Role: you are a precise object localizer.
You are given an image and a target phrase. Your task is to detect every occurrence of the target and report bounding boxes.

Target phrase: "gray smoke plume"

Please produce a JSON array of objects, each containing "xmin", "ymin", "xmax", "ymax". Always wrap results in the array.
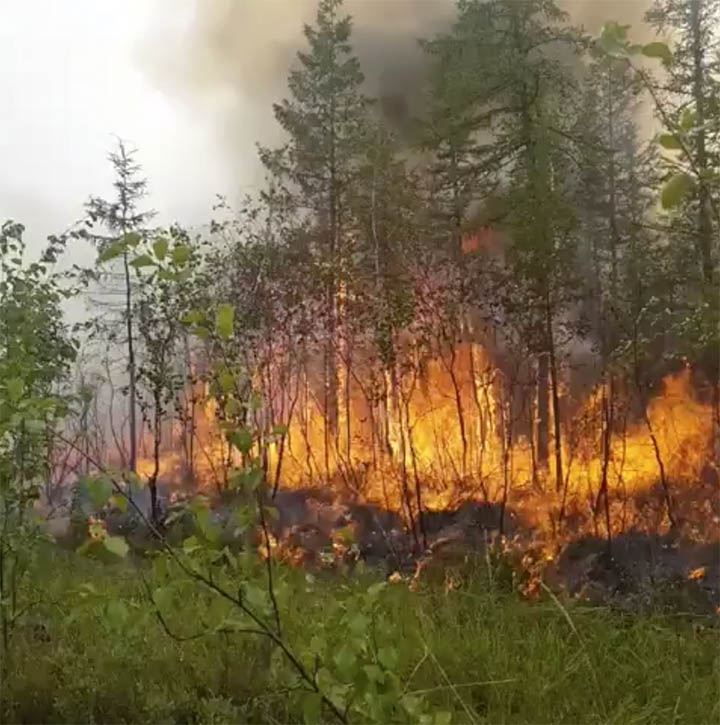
[{"xmin": 140, "ymin": 0, "xmax": 653, "ymax": 193}]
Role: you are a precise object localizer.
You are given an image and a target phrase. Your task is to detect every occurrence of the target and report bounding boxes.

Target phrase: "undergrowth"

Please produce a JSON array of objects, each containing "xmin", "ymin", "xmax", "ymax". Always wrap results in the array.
[{"xmin": 2, "ymin": 545, "xmax": 718, "ymax": 725}]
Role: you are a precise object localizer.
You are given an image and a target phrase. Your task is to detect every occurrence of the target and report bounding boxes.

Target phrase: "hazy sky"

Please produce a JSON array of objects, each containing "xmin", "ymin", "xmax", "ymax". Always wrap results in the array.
[
  {"xmin": 0, "ymin": 0, "xmax": 233, "ymax": 260},
  {"xmin": 1, "ymin": 0, "xmax": 652, "ymax": 263}
]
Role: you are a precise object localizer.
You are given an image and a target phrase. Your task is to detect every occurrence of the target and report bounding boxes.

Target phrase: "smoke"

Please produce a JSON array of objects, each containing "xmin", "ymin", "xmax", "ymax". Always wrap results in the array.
[
  {"xmin": 139, "ymin": 0, "xmax": 653, "ymax": 193},
  {"xmin": 140, "ymin": 0, "xmax": 454, "ymax": 192}
]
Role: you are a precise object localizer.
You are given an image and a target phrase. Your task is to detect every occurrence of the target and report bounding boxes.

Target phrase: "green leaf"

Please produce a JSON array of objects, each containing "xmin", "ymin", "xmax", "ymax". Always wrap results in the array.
[
  {"xmin": 242, "ymin": 582, "xmax": 267, "ymax": 612},
  {"xmin": 364, "ymin": 664, "xmax": 385, "ymax": 684},
  {"xmin": 105, "ymin": 599, "xmax": 129, "ymax": 628},
  {"xmin": 216, "ymin": 303, "xmax": 234, "ymax": 340},
  {"xmin": 402, "ymin": 695, "xmax": 425, "ymax": 718},
  {"xmin": 680, "ymin": 108, "xmax": 697, "ymax": 131},
  {"xmin": 153, "ymin": 237, "xmax": 169, "ymax": 260},
  {"xmin": 219, "ymin": 370, "xmax": 235, "ymax": 394},
  {"xmin": 129, "ymin": 254, "xmax": 155, "ymax": 269},
  {"xmin": 23, "ymin": 418, "xmax": 44, "ymax": 434},
  {"xmin": 227, "ymin": 428, "xmax": 253, "ymax": 455},
  {"xmin": 366, "ymin": 581, "xmax": 386, "ymax": 601},
  {"xmin": 187, "ymin": 495, "xmax": 210, "ymax": 514},
  {"xmin": 85, "ymin": 475, "xmax": 113, "ymax": 508},
  {"xmin": 97, "ymin": 240, "xmax": 127, "ymax": 264},
  {"xmin": 153, "ymin": 586, "xmax": 173, "ymax": 611},
  {"xmin": 171, "ymin": 244, "xmax": 190, "ymax": 266},
  {"xmin": 228, "ymin": 468, "xmax": 262, "ymax": 491},
  {"xmin": 182, "ymin": 535, "xmax": 202, "ymax": 554},
  {"xmin": 123, "ymin": 232, "xmax": 141, "ymax": 247},
  {"xmin": 6, "ymin": 377, "xmax": 24, "ymax": 402},
  {"xmin": 272, "ymin": 424, "xmax": 288, "ymax": 436},
  {"xmin": 103, "ymin": 535, "xmax": 129, "ymax": 558},
  {"xmin": 658, "ymin": 133, "xmax": 682, "ymax": 150},
  {"xmin": 180, "ymin": 309, "xmax": 203, "ymax": 326},
  {"xmin": 334, "ymin": 644, "xmax": 357, "ymax": 679},
  {"xmin": 193, "ymin": 508, "xmax": 219, "ymax": 543},
  {"xmin": 232, "ymin": 505, "xmax": 255, "ymax": 531},
  {"xmin": 244, "ymin": 468, "xmax": 263, "ymax": 492},
  {"xmin": 220, "ymin": 616, "xmax": 250, "ymax": 633},
  {"xmin": 109, "ymin": 494, "xmax": 127, "ymax": 512},
  {"xmin": 378, "ymin": 646, "xmax": 398, "ymax": 670},
  {"xmin": 301, "ymin": 692, "xmax": 322, "ymax": 724},
  {"xmin": 78, "ymin": 582, "xmax": 99, "ymax": 598},
  {"xmin": 348, "ymin": 613, "xmax": 370, "ymax": 636},
  {"xmin": 661, "ymin": 172, "xmax": 694, "ymax": 209},
  {"xmin": 225, "ymin": 398, "xmax": 242, "ymax": 418},
  {"xmin": 597, "ymin": 22, "xmax": 630, "ymax": 56},
  {"xmin": 642, "ymin": 41, "xmax": 672, "ymax": 64}
]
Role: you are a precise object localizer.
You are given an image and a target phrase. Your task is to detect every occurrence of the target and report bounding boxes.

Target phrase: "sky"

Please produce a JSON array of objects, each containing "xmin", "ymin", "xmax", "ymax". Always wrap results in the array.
[
  {"xmin": 0, "ymin": 0, "xmax": 653, "ymax": 264},
  {"xmin": 0, "ymin": 0, "xmax": 232, "ymax": 261}
]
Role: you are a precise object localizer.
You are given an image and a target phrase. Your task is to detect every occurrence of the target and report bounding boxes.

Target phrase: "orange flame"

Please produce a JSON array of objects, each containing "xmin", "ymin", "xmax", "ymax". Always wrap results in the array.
[{"xmin": 138, "ymin": 343, "xmax": 714, "ymax": 533}]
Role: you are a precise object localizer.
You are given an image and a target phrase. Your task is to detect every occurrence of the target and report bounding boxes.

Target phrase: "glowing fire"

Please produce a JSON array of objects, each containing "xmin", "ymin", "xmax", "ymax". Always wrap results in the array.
[{"xmin": 137, "ymin": 339, "xmax": 714, "ymax": 531}]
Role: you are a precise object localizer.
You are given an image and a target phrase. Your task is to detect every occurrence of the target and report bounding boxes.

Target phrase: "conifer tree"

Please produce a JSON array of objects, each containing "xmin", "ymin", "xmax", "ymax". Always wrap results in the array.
[
  {"xmin": 83, "ymin": 140, "xmax": 155, "ymax": 475},
  {"xmin": 427, "ymin": 0, "xmax": 584, "ymax": 489},
  {"xmin": 259, "ymin": 0, "xmax": 369, "ymax": 471}
]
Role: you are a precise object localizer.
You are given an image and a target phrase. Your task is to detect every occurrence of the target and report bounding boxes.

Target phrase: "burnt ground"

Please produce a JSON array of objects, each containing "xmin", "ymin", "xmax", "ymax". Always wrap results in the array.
[{"xmin": 57, "ymin": 478, "xmax": 720, "ymax": 615}]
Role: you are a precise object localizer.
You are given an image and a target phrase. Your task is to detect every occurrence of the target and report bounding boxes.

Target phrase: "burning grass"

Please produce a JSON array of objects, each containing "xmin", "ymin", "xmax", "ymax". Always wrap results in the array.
[{"xmin": 3, "ymin": 544, "xmax": 718, "ymax": 724}]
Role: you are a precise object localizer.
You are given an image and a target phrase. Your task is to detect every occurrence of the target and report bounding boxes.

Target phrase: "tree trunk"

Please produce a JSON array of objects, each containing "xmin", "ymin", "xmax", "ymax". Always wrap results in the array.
[
  {"xmin": 546, "ymin": 301, "xmax": 564, "ymax": 493},
  {"xmin": 690, "ymin": 0, "xmax": 714, "ymax": 287},
  {"xmin": 123, "ymin": 250, "xmax": 137, "ymax": 479},
  {"xmin": 537, "ymin": 352, "xmax": 550, "ymax": 470}
]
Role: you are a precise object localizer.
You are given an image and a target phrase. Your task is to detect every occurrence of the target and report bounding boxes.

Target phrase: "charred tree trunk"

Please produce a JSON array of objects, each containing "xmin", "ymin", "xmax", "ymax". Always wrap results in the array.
[
  {"xmin": 546, "ymin": 301, "xmax": 564, "ymax": 493},
  {"xmin": 148, "ymin": 388, "xmax": 163, "ymax": 524},
  {"xmin": 537, "ymin": 351, "xmax": 550, "ymax": 471},
  {"xmin": 446, "ymin": 341, "xmax": 469, "ymax": 481}
]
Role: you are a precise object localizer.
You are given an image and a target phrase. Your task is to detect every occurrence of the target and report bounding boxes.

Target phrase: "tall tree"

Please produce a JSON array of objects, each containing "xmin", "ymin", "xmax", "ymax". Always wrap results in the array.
[
  {"xmin": 429, "ymin": 0, "xmax": 583, "ymax": 489},
  {"xmin": 259, "ymin": 0, "xmax": 369, "ymax": 472},
  {"xmin": 573, "ymin": 44, "xmax": 668, "ymax": 537}
]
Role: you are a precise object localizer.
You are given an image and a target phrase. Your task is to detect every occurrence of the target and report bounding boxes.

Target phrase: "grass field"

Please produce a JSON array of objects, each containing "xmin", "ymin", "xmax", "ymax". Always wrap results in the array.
[{"xmin": 2, "ymin": 545, "xmax": 718, "ymax": 724}]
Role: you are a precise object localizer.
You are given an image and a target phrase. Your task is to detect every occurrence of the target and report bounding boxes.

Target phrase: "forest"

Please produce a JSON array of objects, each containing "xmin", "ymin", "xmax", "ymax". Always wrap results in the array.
[{"xmin": 1, "ymin": 0, "xmax": 718, "ymax": 722}]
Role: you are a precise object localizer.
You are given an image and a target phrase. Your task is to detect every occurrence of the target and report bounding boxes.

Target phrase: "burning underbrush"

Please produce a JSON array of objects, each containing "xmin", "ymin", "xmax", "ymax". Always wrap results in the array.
[{"xmin": 65, "ymin": 466, "xmax": 718, "ymax": 617}]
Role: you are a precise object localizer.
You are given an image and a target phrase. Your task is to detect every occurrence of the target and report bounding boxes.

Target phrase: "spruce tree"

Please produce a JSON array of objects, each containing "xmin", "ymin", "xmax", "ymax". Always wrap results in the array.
[
  {"xmin": 83, "ymin": 140, "xmax": 155, "ymax": 476},
  {"xmin": 429, "ymin": 0, "xmax": 584, "ymax": 489},
  {"xmin": 259, "ymin": 0, "xmax": 369, "ymax": 472}
]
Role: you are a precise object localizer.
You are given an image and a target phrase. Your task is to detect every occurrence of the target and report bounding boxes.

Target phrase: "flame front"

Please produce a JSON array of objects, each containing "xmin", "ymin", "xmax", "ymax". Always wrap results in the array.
[{"xmin": 138, "ymin": 338, "xmax": 714, "ymax": 537}]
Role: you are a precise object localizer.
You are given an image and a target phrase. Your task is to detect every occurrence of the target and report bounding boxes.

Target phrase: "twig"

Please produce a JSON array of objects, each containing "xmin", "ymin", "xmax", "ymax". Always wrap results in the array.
[
  {"xmin": 402, "ymin": 647, "xmax": 430, "ymax": 695},
  {"xmin": 421, "ymin": 636, "xmax": 479, "ymax": 725},
  {"xmin": 256, "ymin": 488, "xmax": 282, "ymax": 636},
  {"xmin": 406, "ymin": 678, "xmax": 518, "ymax": 696},
  {"xmin": 140, "ymin": 574, "xmax": 265, "ymax": 642}
]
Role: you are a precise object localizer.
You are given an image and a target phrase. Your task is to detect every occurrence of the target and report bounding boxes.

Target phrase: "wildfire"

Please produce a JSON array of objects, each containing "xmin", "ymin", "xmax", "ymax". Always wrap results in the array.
[{"xmin": 137, "ymin": 342, "xmax": 714, "ymax": 535}]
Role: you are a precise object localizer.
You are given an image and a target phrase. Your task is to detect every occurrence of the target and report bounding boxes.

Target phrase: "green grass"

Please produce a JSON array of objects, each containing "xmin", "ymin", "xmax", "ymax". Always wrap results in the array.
[{"xmin": 2, "ymin": 545, "xmax": 718, "ymax": 724}]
